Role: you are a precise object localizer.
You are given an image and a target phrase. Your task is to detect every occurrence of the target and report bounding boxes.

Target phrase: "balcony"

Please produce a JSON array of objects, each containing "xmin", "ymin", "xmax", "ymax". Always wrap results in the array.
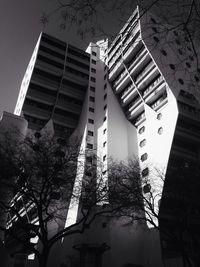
[
  {"xmin": 23, "ymin": 104, "xmax": 52, "ymax": 119},
  {"xmin": 135, "ymin": 61, "xmax": 155, "ymax": 85},
  {"xmin": 56, "ymin": 99, "xmax": 82, "ymax": 115},
  {"xmin": 127, "ymin": 97, "xmax": 142, "ymax": 111},
  {"xmin": 151, "ymin": 92, "xmax": 168, "ymax": 111},
  {"xmin": 31, "ymin": 73, "xmax": 60, "ymax": 91},
  {"xmin": 36, "ymin": 61, "xmax": 63, "ymax": 76},
  {"xmin": 134, "ymin": 112, "xmax": 146, "ymax": 127},
  {"xmin": 127, "ymin": 47, "xmax": 147, "ymax": 71},
  {"xmin": 113, "ymin": 69, "xmax": 127, "ymax": 88},
  {"xmin": 53, "ymin": 113, "xmax": 78, "ymax": 128},
  {"xmin": 121, "ymin": 86, "xmax": 138, "ymax": 105},
  {"xmin": 178, "ymin": 101, "xmax": 200, "ymax": 121},
  {"xmin": 143, "ymin": 76, "xmax": 163, "ymax": 97},
  {"xmin": 26, "ymin": 89, "xmax": 56, "ymax": 105},
  {"xmin": 59, "ymin": 86, "xmax": 85, "ymax": 100}
]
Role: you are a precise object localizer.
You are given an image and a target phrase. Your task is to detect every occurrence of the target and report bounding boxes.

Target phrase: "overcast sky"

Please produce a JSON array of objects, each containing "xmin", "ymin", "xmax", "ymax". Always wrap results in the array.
[{"xmin": 0, "ymin": 0, "xmax": 141, "ymax": 117}]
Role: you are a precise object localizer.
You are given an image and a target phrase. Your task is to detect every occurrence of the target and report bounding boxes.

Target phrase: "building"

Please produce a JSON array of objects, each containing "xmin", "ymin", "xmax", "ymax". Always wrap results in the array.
[{"xmin": 11, "ymin": 5, "xmax": 200, "ymax": 267}]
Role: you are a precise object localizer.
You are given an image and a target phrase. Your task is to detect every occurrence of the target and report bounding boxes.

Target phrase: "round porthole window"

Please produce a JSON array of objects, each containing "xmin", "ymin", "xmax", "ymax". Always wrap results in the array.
[
  {"xmin": 157, "ymin": 113, "xmax": 162, "ymax": 120},
  {"xmin": 158, "ymin": 127, "xmax": 163, "ymax": 135}
]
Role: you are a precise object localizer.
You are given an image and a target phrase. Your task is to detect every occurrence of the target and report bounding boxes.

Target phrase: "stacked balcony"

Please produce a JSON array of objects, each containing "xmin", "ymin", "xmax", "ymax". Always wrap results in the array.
[{"xmin": 23, "ymin": 33, "xmax": 90, "ymax": 136}]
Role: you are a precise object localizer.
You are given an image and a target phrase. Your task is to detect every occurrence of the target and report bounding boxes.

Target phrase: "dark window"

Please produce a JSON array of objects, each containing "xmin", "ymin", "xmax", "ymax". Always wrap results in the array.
[
  {"xmin": 178, "ymin": 49, "xmax": 183, "ymax": 55},
  {"xmin": 103, "ymin": 141, "xmax": 106, "ymax": 147},
  {"xmin": 157, "ymin": 113, "xmax": 162, "ymax": 120},
  {"xmin": 143, "ymin": 183, "xmax": 151, "ymax": 193},
  {"xmin": 91, "ymin": 68, "xmax": 96, "ymax": 73},
  {"xmin": 104, "ymin": 105, "xmax": 107, "ymax": 110},
  {"xmin": 178, "ymin": 78, "xmax": 184, "ymax": 85},
  {"xmin": 103, "ymin": 116, "xmax": 107, "ymax": 122},
  {"xmin": 89, "ymin": 96, "xmax": 95, "ymax": 102},
  {"xmin": 187, "ymin": 46, "xmax": 192, "ymax": 51},
  {"xmin": 102, "ymin": 170, "xmax": 107, "ymax": 175},
  {"xmin": 173, "ymin": 30, "xmax": 178, "ymax": 36},
  {"xmin": 104, "ymin": 94, "xmax": 107, "ymax": 100},
  {"xmin": 92, "ymin": 59, "xmax": 96, "ymax": 65},
  {"xmin": 88, "ymin": 130, "xmax": 94, "ymax": 136},
  {"xmin": 103, "ymin": 129, "xmax": 106, "ymax": 134},
  {"xmin": 139, "ymin": 139, "xmax": 146, "ymax": 147},
  {"xmin": 103, "ymin": 155, "xmax": 106, "ymax": 161},
  {"xmin": 89, "ymin": 107, "xmax": 94, "ymax": 113},
  {"xmin": 90, "ymin": 86, "xmax": 95, "ymax": 92},
  {"xmin": 186, "ymin": 62, "xmax": 191, "ymax": 68},
  {"xmin": 153, "ymin": 36, "xmax": 159, "ymax": 43},
  {"xmin": 90, "ymin": 77, "xmax": 96, "ymax": 82},
  {"xmin": 88, "ymin": 119, "xmax": 94, "ymax": 124},
  {"xmin": 142, "ymin": 167, "xmax": 149, "ymax": 177},
  {"xmin": 87, "ymin": 143, "xmax": 93, "ymax": 149},
  {"xmin": 151, "ymin": 17, "xmax": 157, "ymax": 24},
  {"xmin": 158, "ymin": 127, "xmax": 163, "ymax": 135},
  {"xmin": 194, "ymin": 75, "xmax": 199, "ymax": 82},
  {"xmin": 104, "ymin": 74, "xmax": 107, "ymax": 80},
  {"xmin": 139, "ymin": 126, "xmax": 145, "ymax": 134},
  {"xmin": 141, "ymin": 153, "xmax": 148, "ymax": 162},
  {"xmin": 104, "ymin": 83, "xmax": 107, "ymax": 89},
  {"xmin": 169, "ymin": 64, "xmax": 175, "ymax": 70},
  {"xmin": 175, "ymin": 39, "xmax": 181, "ymax": 45},
  {"xmin": 189, "ymin": 55, "xmax": 194, "ymax": 61},
  {"xmin": 92, "ymin": 51, "xmax": 97, "ymax": 56},
  {"xmin": 152, "ymin": 27, "xmax": 158, "ymax": 33},
  {"xmin": 86, "ymin": 156, "xmax": 93, "ymax": 163},
  {"xmin": 161, "ymin": 49, "xmax": 167, "ymax": 56}
]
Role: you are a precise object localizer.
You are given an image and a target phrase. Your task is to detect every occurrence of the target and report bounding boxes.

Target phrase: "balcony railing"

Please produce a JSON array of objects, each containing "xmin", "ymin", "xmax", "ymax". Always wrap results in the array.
[
  {"xmin": 134, "ymin": 112, "xmax": 145, "ymax": 124},
  {"xmin": 121, "ymin": 84, "xmax": 135, "ymax": 99},
  {"xmin": 151, "ymin": 92, "xmax": 167, "ymax": 109},
  {"xmin": 128, "ymin": 97, "xmax": 141, "ymax": 110},
  {"xmin": 179, "ymin": 101, "xmax": 200, "ymax": 120},
  {"xmin": 113, "ymin": 69, "xmax": 127, "ymax": 88},
  {"xmin": 135, "ymin": 61, "xmax": 154, "ymax": 84},
  {"xmin": 143, "ymin": 76, "xmax": 163, "ymax": 97}
]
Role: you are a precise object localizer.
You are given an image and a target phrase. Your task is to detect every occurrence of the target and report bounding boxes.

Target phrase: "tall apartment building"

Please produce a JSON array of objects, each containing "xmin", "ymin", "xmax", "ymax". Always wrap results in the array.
[{"xmin": 12, "ymin": 5, "xmax": 200, "ymax": 267}]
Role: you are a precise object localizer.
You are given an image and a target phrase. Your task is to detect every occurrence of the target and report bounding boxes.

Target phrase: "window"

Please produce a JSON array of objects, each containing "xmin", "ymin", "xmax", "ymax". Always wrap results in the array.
[
  {"xmin": 169, "ymin": 64, "xmax": 175, "ymax": 70},
  {"xmin": 152, "ymin": 27, "xmax": 158, "ymax": 33},
  {"xmin": 92, "ymin": 51, "xmax": 97, "ymax": 56},
  {"xmin": 86, "ymin": 156, "xmax": 93, "ymax": 163},
  {"xmin": 90, "ymin": 86, "xmax": 95, "ymax": 92},
  {"xmin": 178, "ymin": 78, "xmax": 184, "ymax": 85},
  {"xmin": 104, "ymin": 74, "xmax": 107, "ymax": 80},
  {"xmin": 104, "ymin": 65, "xmax": 107, "ymax": 71},
  {"xmin": 157, "ymin": 113, "xmax": 162, "ymax": 120},
  {"xmin": 178, "ymin": 49, "xmax": 183, "ymax": 55},
  {"xmin": 91, "ymin": 68, "xmax": 96, "ymax": 73},
  {"xmin": 102, "ymin": 170, "xmax": 107, "ymax": 175},
  {"xmin": 151, "ymin": 17, "xmax": 157, "ymax": 24},
  {"xmin": 175, "ymin": 39, "xmax": 181, "ymax": 45},
  {"xmin": 104, "ymin": 105, "xmax": 107, "ymax": 110},
  {"xmin": 103, "ymin": 116, "xmax": 107, "ymax": 122},
  {"xmin": 139, "ymin": 139, "xmax": 146, "ymax": 147},
  {"xmin": 186, "ymin": 62, "xmax": 191, "ymax": 68},
  {"xmin": 141, "ymin": 153, "xmax": 148, "ymax": 162},
  {"xmin": 89, "ymin": 107, "xmax": 94, "ymax": 113},
  {"xmin": 103, "ymin": 141, "xmax": 106, "ymax": 147},
  {"xmin": 104, "ymin": 94, "xmax": 107, "ymax": 100},
  {"xmin": 143, "ymin": 183, "xmax": 151, "ymax": 193},
  {"xmin": 104, "ymin": 83, "xmax": 107, "ymax": 89},
  {"xmin": 89, "ymin": 96, "xmax": 95, "ymax": 102},
  {"xmin": 88, "ymin": 130, "xmax": 94, "ymax": 136},
  {"xmin": 161, "ymin": 49, "xmax": 167, "ymax": 56},
  {"xmin": 85, "ymin": 171, "xmax": 92, "ymax": 176},
  {"xmin": 158, "ymin": 127, "xmax": 163, "ymax": 135},
  {"xmin": 87, "ymin": 143, "xmax": 93, "ymax": 149},
  {"xmin": 92, "ymin": 59, "xmax": 96, "ymax": 64},
  {"xmin": 142, "ymin": 167, "xmax": 149, "ymax": 177},
  {"xmin": 153, "ymin": 36, "xmax": 159, "ymax": 43},
  {"xmin": 88, "ymin": 118, "xmax": 94, "ymax": 124},
  {"xmin": 90, "ymin": 77, "xmax": 96, "ymax": 82},
  {"xmin": 103, "ymin": 128, "xmax": 107, "ymax": 134},
  {"xmin": 139, "ymin": 126, "xmax": 145, "ymax": 134},
  {"xmin": 194, "ymin": 75, "xmax": 199, "ymax": 82},
  {"xmin": 103, "ymin": 155, "xmax": 106, "ymax": 161}
]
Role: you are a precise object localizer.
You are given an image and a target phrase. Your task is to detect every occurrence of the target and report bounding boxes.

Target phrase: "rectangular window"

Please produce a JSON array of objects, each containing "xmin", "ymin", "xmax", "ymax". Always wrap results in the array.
[
  {"xmin": 103, "ymin": 141, "xmax": 106, "ymax": 147},
  {"xmin": 103, "ymin": 155, "xmax": 106, "ymax": 161},
  {"xmin": 91, "ymin": 68, "xmax": 96, "ymax": 73},
  {"xmin": 92, "ymin": 51, "xmax": 97, "ymax": 56},
  {"xmin": 103, "ymin": 129, "xmax": 106, "ymax": 134},
  {"xmin": 88, "ymin": 130, "xmax": 94, "ymax": 136},
  {"xmin": 90, "ymin": 77, "xmax": 96, "ymax": 82},
  {"xmin": 92, "ymin": 59, "xmax": 96, "ymax": 65},
  {"xmin": 104, "ymin": 83, "xmax": 107, "ymax": 89},
  {"xmin": 89, "ymin": 96, "xmax": 95, "ymax": 102},
  {"xmin": 89, "ymin": 107, "xmax": 95, "ymax": 113},
  {"xmin": 88, "ymin": 118, "xmax": 94, "ymax": 124},
  {"xmin": 104, "ymin": 94, "xmax": 107, "ymax": 100},
  {"xmin": 86, "ymin": 156, "xmax": 93, "ymax": 163},
  {"xmin": 103, "ymin": 116, "xmax": 107, "ymax": 122},
  {"xmin": 104, "ymin": 105, "xmax": 107, "ymax": 110},
  {"xmin": 104, "ymin": 65, "xmax": 107, "ymax": 71},
  {"xmin": 90, "ymin": 86, "xmax": 95, "ymax": 92},
  {"xmin": 87, "ymin": 143, "xmax": 93, "ymax": 149},
  {"xmin": 102, "ymin": 170, "xmax": 107, "ymax": 175},
  {"xmin": 104, "ymin": 74, "xmax": 107, "ymax": 80}
]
